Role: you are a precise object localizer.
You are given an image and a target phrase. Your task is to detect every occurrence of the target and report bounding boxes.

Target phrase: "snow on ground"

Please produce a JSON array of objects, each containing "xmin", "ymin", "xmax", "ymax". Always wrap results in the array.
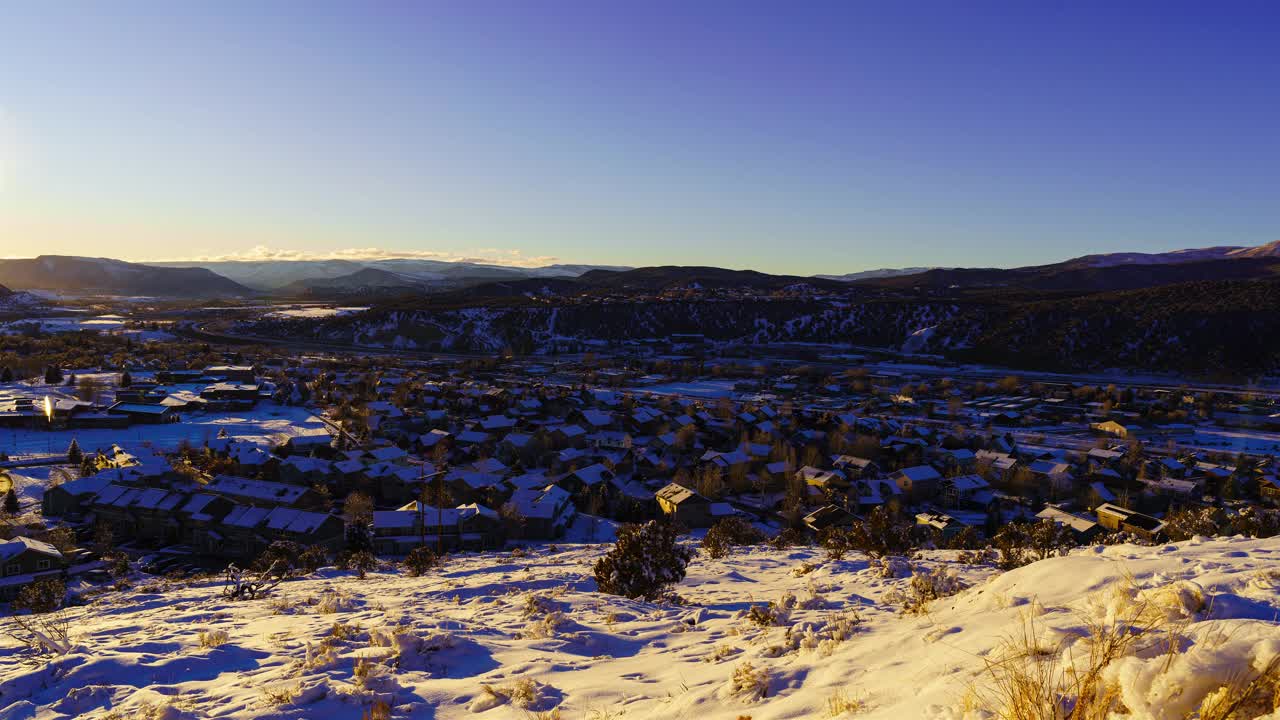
[
  {"xmin": 3, "ymin": 536, "xmax": 1279, "ymax": 720},
  {"xmin": 0, "ymin": 465, "xmax": 71, "ymax": 509},
  {"xmin": 0, "ymin": 402, "xmax": 330, "ymax": 458},
  {"xmin": 1191, "ymin": 428, "xmax": 1280, "ymax": 454},
  {"xmin": 266, "ymin": 306, "xmax": 369, "ymax": 320},
  {"xmin": 630, "ymin": 379, "xmax": 739, "ymax": 399}
]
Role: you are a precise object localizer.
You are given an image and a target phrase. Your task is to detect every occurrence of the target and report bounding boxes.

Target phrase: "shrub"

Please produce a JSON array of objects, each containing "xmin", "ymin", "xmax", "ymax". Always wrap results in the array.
[
  {"xmin": 819, "ymin": 526, "xmax": 855, "ymax": 561},
  {"xmin": 41, "ymin": 526, "xmax": 78, "ymax": 555},
  {"xmin": 345, "ymin": 548, "xmax": 373, "ymax": 576},
  {"xmin": 13, "ymin": 577, "xmax": 65, "ymax": 614},
  {"xmin": 702, "ymin": 517, "xmax": 765, "ymax": 559},
  {"xmin": 848, "ymin": 506, "xmax": 916, "ymax": 557},
  {"xmin": 994, "ymin": 520, "xmax": 1076, "ymax": 569},
  {"xmin": 886, "ymin": 567, "xmax": 968, "ymax": 615},
  {"xmin": 1162, "ymin": 507, "xmax": 1223, "ymax": 541},
  {"xmin": 769, "ymin": 526, "xmax": 809, "ymax": 549},
  {"xmin": 298, "ymin": 544, "xmax": 328, "ymax": 573},
  {"xmin": 254, "ymin": 540, "xmax": 303, "ymax": 578},
  {"xmin": 403, "ymin": 546, "xmax": 438, "ymax": 577},
  {"xmin": 6, "ymin": 579, "xmax": 73, "ymax": 657},
  {"xmin": 102, "ymin": 551, "xmax": 131, "ymax": 578},
  {"xmin": 593, "ymin": 521, "xmax": 694, "ymax": 600}
]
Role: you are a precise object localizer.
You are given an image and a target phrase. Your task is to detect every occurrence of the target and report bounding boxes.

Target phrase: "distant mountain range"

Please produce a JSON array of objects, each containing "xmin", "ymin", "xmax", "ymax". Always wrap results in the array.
[
  {"xmin": 0, "ymin": 256, "xmax": 250, "ymax": 298},
  {"xmin": 0, "ymin": 241, "xmax": 1278, "ymax": 299},
  {"xmin": 845, "ymin": 241, "xmax": 1280, "ymax": 293},
  {"xmin": 148, "ymin": 258, "xmax": 634, "ymax": 293},
  {"xmin": 815, "ymin": 267, "xmax": 939, "ymax": 282}
]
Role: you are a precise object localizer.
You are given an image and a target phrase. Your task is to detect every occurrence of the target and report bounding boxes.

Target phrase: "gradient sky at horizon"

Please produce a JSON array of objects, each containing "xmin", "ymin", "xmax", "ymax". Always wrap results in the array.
[{"xmin": 1, "ymin": 1, "xmax": 1278, "ymax": 274}]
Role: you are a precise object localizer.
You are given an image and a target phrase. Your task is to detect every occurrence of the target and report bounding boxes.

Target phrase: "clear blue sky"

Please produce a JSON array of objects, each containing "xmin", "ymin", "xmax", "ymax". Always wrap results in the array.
[{"xmin": 1, "ymin": 1, "xmax": 1277, "ymax": 274}]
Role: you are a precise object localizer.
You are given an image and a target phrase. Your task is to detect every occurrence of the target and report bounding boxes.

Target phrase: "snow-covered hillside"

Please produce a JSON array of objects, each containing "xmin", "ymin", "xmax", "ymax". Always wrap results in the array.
[{"xmin": 3, "ymin": 537, "xmax": 1280, "ymax": 719}]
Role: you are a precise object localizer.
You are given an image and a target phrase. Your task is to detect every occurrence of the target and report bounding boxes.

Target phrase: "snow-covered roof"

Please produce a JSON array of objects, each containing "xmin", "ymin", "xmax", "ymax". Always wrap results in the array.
[
  {"xmin": 0, "ymin": 536, "xmax": 62, "ymax": 562},
  {"xmin": 206, "ymin": 475, "xmax": 308, "ymax": 504}
]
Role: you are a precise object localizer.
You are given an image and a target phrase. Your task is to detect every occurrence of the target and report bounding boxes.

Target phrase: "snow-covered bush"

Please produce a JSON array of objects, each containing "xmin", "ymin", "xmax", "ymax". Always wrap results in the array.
[
  {"xmin": 701, "ymin": 517, "xmax": 765, "ymax": 559},
  {"xmin": 593, "ymin": 521, "xmax": 694, "ymax": 600},
  {"xmin": 868, "ymin": 555, "xmax": 912, "ymax": 579},
  {"xmin": 724, "ymin": 661, "xmax": 771, "ymax": 701},
  {"xmin": 1162, "ymin": 507, "xmax": 1224, "ymax": 541},
  {"xmin": 745, "ymin": 591, "xmax": 797, "ymax": 627},
  {"xmin": 886, "ymin": 567, "xmax": 968, "ymax": 614}
]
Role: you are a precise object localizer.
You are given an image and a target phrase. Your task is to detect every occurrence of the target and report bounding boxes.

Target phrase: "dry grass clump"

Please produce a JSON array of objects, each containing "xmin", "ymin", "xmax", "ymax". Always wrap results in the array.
[
  {"xmin": 329, "ymin": 621, "xmax": 363, "ymax": 642},
  {"xmin": 471, "ymin": 677, "xmax": 551, "ymax": 712},
  {"xmin": 362, "ymin": 699, "xmax": 392, "ymax": 720},
  {"xmin": 315, "ymin": 589, "xmax": 350, "ymax": 614},
  {"xmin": 197, "ymin": 628, "xmax": 229, "ymax": 648},
  {"xmin": 726, "ymin": 661, "xmax": 771, "ymax": 701},
  {"xmin": 826, "ymin": 688, "xmax": 867, "ymax": 716},
  {"xmin": 522, "ymin": 592, "xmax": 555, "ymax": 618},
  {"xmin": 792, "ymin": 561, "xmax": 818, "ymax": 577},
  {"xmin": 973, "ymin": 577, "xmax": 1280, "ymax": 720},
  {"xmin": 1196, "ymin": 655, "xmax": 1280, "ymax": 720},
  {"xmin": 705, "ymin": 643, "xmax": 744, "ymax": 663},
  {"xmin": 260, "ymin": 682, "xmax": 301, "ymax": 707}
]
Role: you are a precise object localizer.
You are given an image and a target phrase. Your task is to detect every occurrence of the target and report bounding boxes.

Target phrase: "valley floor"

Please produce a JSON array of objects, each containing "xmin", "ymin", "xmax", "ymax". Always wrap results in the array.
[{"xmin": 3, "ymin": 537, "xmax": 1280, "ymax": 719}]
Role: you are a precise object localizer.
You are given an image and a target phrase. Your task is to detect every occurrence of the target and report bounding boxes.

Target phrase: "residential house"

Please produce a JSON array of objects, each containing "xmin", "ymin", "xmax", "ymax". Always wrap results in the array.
[
  {"xmin": 0, "ymin": 537, "xmax": 66, "ymax": 601},
  {"xmin": 1094, "ymin": 503, "xmax": 1165, "ymax": 541},
  {"xmin": 891, "ymin": 465, "xmax": 943, "ymax": 503},
  {"xmin": 655, "ymin": 483, "xmax": 714, "ymax": 528}
]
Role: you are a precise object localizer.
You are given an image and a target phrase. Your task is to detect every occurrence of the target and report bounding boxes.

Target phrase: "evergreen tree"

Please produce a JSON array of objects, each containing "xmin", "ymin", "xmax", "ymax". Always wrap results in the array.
[
  {"xmin": 0, "ymin": 367, "xmax": 12, "ymax": 382},
  {"xmin": 120, "ymin": 370, "xmax": 133, "ymax": 388},
  {"xmin": 44, "ymin": 365, "xmax": 63, "ymax": 385},
  {"xmin": 2, "ymin": 488, "xmax": 19, "ymax": 516},
  {"xmin": 67, "ymin": 438, "xmax": 83, "ymax": 465}
]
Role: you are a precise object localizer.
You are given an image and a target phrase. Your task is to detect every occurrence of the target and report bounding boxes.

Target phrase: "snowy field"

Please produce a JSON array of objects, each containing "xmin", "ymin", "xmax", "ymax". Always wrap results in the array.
[
  {"xmin": 0, "ymin": 464, "xmax": 69, "ymax": 510},
  {"xmin": 0, "ymin": 402, "xmax": 330, "ymax": 458},
  {"xmin": 631, "ymin": 379, "xmax": 739, "ymax": 399},
  {"xmin": 265, "ymin": 306, "xmax": 369, "ymax": 319},
  {"xmin": 0, "ymin": 316, "xmax": 176, "ymax": 341},
  {"xmin": 3, "ymin": 536, "xmax": 1279, "ymax": 719},
  {"xmin": 1190, "ymin": 428, "xmax": 1280, "ymax": 454}
]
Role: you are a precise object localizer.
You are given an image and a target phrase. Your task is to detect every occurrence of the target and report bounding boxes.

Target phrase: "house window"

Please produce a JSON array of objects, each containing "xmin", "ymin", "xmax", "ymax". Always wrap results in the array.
[
  {"xmin": 5, "ymin": 563, "xmax": 19, "ymax": 576},
  {"xmin": 36, "ymin": 559, "xmax": 51, "ymax": 570}
]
